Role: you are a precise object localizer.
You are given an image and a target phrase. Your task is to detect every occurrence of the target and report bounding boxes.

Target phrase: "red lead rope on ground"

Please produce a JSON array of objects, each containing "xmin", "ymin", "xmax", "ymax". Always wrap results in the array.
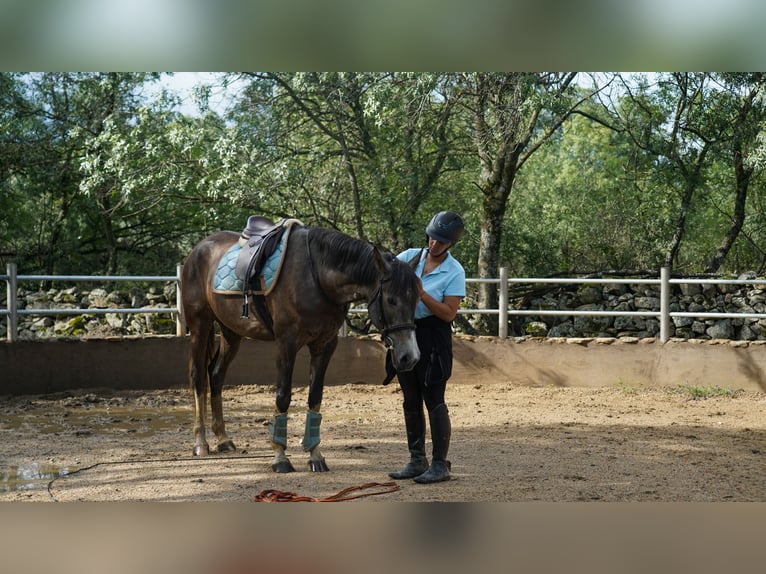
[{"xmin": 253, "ymin": 481, "xmax": 400, "ymax": 502}]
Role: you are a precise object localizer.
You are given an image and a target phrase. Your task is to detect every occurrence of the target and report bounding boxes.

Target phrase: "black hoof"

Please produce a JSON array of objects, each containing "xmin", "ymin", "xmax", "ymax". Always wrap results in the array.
[
  {"xmin": 307, "ymin": 459, "xmax": 329, "ymax": 472},
  {"xmin": 217, "ymin": 440, "xmax": 237, "ymax": 453},
  {"xmin": 193, "ymin": 444, "xmax": 210, "ymax": 457},
  {"xmin": 272, "ymin": 460, "xmax": 296, "ymax": 473}
]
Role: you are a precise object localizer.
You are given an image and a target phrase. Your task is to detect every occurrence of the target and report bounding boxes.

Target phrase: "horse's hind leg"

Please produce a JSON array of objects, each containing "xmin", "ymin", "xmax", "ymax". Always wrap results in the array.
[
  {"xmin": 189, "ymin": 318, "xmax": 216, "ymax": 456},
  {"xmin": 209, "ymin": 326, "xmax": 242, "ymax": 453},
  {"xmin": 302, "ymin": 336, "xmax": 338, "ymax": 472}
]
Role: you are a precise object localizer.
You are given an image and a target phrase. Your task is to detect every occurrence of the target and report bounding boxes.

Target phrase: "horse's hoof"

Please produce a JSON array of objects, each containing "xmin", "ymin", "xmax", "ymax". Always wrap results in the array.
[
  {"xmin": 307, "ymin": 459, "xmax": 329, "ymax": 472},
  {"xmin": 193, "ymin": 444, "xmax": 210, "ymax": 457},
  {"xmin": 271, "ymin": 460, "xmax": 296, "ymax": 473},
  {"xmin": 217, "ymin": 440, "xmax": 237, "ymax": 453}
]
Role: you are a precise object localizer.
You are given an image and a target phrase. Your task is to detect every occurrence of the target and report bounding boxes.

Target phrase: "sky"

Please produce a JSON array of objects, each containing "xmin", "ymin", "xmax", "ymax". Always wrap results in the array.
[{"xmin": 155, "ymin": 72, "xmax": 243, "ymax": 116}]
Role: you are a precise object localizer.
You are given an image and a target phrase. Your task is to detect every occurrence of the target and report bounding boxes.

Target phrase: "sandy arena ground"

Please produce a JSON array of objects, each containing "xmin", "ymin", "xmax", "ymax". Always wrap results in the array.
[{"xmin": 1, "ymin": 379, "xmax": 764, "ymax": 502}]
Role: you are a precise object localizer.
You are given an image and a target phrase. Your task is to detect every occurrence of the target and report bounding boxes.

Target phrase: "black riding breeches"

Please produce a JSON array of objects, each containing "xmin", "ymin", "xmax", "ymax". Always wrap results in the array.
[
  {"xmin": 397, "ymin": 368, "xmax": 446, "ymax": 412},
  {"xmin": 396, "ymin": 315, "xmax": 453, "ymax": 412}
]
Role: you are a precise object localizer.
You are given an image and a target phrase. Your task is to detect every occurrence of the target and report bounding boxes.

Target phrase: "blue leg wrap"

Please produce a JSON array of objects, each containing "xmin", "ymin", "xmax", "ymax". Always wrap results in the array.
[
  {"xmin": 268, "ymin": 413, "xmax": 288, "ymax": 448},
  {"xmin": 302, "ymin": 411, "xmax": 322, "ymax": 452}
]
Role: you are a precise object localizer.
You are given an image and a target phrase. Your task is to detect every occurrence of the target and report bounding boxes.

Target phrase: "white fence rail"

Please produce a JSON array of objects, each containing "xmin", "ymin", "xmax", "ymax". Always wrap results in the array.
[
  {"xmin": 1, "ymin": 263, "xmax": 185, "ymax": 342},
  {"xmin": 4, "ymin": 264, "xmax": 766, "ymax": 343}
]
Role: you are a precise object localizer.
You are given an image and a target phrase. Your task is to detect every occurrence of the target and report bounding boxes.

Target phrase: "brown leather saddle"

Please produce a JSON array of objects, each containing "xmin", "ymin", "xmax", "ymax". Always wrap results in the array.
[{"xmin": 235, "ymin": 215, "xmax": 292, "ymax": 332}]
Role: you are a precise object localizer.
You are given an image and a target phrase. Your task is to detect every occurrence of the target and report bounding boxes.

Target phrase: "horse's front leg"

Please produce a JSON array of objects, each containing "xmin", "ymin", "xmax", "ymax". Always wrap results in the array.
[
  {"xmin": 268, "ymin": 339, "xmax": 298, "ymax": 473},
  {"xmin": 302, "ymin": 336, "xmax": 338, "ymax": 472}
]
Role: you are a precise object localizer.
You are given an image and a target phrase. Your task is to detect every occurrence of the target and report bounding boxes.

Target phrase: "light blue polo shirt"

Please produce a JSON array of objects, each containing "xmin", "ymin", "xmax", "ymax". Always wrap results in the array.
[{"xmin": 397, "ymin": 248, "xmax": 466, "ymax": 320}]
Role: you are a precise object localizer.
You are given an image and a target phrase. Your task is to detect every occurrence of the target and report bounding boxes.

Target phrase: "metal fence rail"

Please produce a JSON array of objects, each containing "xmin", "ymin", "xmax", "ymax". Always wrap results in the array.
[
  {"xmin": 1, "ymin": 263, "xmax": 185, "ymax": 341},
  {"xmin": 4, "ymin": 264, "xmax": 766, "ymax": 342},
  {"xmin": 458, "ymin": 268, "xmax": 766, "ymax": 340}
]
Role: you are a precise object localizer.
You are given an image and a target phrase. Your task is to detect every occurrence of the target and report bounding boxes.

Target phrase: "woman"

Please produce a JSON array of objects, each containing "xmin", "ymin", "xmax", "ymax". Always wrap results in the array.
[{"xmin": 389, "ymin": 210, "xmax": 466, "ymax": 484}]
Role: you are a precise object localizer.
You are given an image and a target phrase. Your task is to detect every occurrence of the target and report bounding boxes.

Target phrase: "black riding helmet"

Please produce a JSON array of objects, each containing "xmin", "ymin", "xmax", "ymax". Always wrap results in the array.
[{"xmin": 426, "ymin": 211, "xmax": 465, "ymax": 244}]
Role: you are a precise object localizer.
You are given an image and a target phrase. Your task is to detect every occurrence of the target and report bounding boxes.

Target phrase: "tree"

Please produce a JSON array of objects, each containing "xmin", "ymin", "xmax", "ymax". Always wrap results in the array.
[
  {"xmin": 456, "ymin": 72, "xmax": 585, "ymax": 331},
  {"xmin": 1, "ymin": 73, "xmax": 167, "ymax": 274},
  {"xmin": 592, "ymin": 73, "xmax": 766, "ymax": 274},
  {"xmin": 511, "ymin": 111, "xmax": 669, "ymax": 274},
  {"xmin": 0, "ymin": 73, "xmax": 30, "ymax": 262},
  {"xmin": 77, "ymin": 83, "xmax": 262, "ymax": 273},
  {"xmin": 230, "ymin": 72, "xmax": 472, "ymax": 252},
  {"xmin": 2, "ymin": 72, "xmax": 258, "ymax": 275},
  {"xmin": 703, "ymin": 73, "xmax": 766, "ymax": 273},
  {"xmin": 3, "ymin": 72, "xmax": 98, "ymax": 274}
]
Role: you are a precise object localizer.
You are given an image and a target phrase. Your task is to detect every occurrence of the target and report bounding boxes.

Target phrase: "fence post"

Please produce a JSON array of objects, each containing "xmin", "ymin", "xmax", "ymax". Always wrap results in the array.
[
  {"xmin": 498, "ymin": 267, "xmax": 508, "ymax": 339},
  {"xmin": 176, "ymin": 264, "xmax": 186, "ymax": 336},
  {"xmin": 7, "ymin": 262, "xmax": 18, "ymax": 342},
  {"xmin": 660, "ymin": 266, "xmax": 670, "ymax": 343}
]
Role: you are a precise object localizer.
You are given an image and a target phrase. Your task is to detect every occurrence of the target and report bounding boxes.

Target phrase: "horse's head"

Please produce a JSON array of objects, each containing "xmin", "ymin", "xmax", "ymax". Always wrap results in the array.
[{"xmin": 368, "ymin": 248, "xmax": 422, "ymax": 372}]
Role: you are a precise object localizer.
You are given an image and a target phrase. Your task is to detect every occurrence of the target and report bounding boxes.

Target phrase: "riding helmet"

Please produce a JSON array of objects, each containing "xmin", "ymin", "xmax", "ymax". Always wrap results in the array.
[{"xmin": 426, "ymin": 211, "xmax": 465, "ymax": 244}]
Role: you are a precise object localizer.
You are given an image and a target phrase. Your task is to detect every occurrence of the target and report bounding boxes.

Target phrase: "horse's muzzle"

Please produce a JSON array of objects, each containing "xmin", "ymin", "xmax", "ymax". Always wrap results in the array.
[
  {"xmin": 392, "ymin": 339, "xmax": 420, "ymax": 372},
  {"xmin": 395, "ymin": 354, "xmax": 420, "ymax": 372}
]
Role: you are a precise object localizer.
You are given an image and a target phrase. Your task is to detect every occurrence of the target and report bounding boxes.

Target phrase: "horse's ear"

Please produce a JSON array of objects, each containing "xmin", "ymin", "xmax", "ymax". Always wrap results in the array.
[
  {"xmin": 408, "ymin": 248, "xmax": 424, "ymax": 270},
  {"xmin": 372, "ymin": 246, "xmax": 393, "ymax": 274}
]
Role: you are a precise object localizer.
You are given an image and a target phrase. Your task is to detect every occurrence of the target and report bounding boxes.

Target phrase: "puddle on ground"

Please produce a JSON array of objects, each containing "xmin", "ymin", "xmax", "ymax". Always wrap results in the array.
[
  {"xmin": 0, "ymin": 401, "xmax": 194, "ymax": 492},
  {"xmin": 0, "ymin": 395, "xmax": 273, "ymax": 492},
  {"xmin": 0, "ymin": 463, "xmax": 70, "ymax": 493},
  {"xmin": 1, "ymin": 405, "xmax": 192, "ymax": 437}
]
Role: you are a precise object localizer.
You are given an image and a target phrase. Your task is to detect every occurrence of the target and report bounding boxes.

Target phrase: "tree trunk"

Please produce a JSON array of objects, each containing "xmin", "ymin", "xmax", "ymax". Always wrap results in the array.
[
  {"xmin": 466, "ymin": 72, "xmax": 579, "ymax": 335},
  {"xmin": 706, "ymin": 147, "xmax": 751, "ymax": 273},
  {"xmin": 477, "ymin": 179, "xmax": 513, "ymax": 334},
  {"xmin": 663, "ymin": 143, "xmax": 710, "ymax": 270},
  {"xmin": 664, "ymin": 181, "xmax": 694, "ymax": 269},
  {"xmin": 99, "ymin": 190, "xmax": 118, "ymax": 275},
  {"xmin": 42, "ymin": 155, "xmax": 76, "ymax": 278},
  {"xmin": 705, "ymin": 82, "xmax": 761, "ymax": 273}
]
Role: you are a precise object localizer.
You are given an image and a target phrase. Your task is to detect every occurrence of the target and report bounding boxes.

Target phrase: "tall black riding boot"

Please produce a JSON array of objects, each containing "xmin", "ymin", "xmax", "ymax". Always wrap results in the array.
[
  {"xmin": 414, "ymin": 403, "xmax": 451, "ymax": 484},
  {"xmin": 388, "ymin": 408, "xmax": 429, "ymax": 479}
]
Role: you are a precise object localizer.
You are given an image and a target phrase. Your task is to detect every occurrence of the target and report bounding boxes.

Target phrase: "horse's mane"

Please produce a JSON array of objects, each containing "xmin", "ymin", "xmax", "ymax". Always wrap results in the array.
[{"xmin": 308, "ymin": 227, "xmax": 418, "ymax": 291}]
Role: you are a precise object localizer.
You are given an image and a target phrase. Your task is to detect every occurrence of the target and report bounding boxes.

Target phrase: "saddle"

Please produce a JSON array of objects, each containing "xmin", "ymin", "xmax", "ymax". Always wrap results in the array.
[{"xmin": 235, "ymin": 215, "xmax": 295, "ymax": 333}]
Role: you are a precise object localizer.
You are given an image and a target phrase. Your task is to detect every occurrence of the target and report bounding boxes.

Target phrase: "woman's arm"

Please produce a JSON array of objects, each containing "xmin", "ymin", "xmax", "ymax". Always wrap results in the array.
[{"xmin": 418, "ymin": 279, "xmax": 461, "ymax": 322}]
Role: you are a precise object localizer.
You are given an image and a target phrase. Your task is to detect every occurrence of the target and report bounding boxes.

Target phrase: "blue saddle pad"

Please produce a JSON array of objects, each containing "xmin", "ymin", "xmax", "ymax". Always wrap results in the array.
[{"xmin": 213, "ymin": 235, "xmax": 286, "ymax": 293}]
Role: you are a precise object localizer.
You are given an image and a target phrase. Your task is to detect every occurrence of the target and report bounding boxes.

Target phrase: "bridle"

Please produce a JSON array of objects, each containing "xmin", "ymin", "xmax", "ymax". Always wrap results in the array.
[
  {"xmin": 346, "ymin": 275, "xmax": 416, "ymax": 348},
  {"xmin": 370, "ymin": 276, "xmax": 417, "ymax": 347}
]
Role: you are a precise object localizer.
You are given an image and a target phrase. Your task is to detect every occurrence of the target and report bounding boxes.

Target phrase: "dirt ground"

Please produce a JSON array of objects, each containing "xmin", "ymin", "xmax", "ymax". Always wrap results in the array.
[{"xmin": 1, "ymin": 377, "xmax": 764, "ymax": 503}]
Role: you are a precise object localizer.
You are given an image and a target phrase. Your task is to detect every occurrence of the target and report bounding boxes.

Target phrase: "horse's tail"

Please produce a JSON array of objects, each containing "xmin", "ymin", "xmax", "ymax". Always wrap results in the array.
[{"xmin": 177, "ymin": 294, "xmax": 186, "ymax": 327}]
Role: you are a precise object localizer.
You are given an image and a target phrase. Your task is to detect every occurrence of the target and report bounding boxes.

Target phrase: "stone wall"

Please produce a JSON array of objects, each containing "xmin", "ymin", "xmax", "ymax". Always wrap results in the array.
[
  {"xmin": 509, "ymin": 273, "xmax": 766, "ymax": 340},
  {"xmin": 4, "ymin": 274, "xmax": 766, "ymax": 340},
  {"xmin": 0, "ymin": 285, "xmax": 178, "ymax": 339}
]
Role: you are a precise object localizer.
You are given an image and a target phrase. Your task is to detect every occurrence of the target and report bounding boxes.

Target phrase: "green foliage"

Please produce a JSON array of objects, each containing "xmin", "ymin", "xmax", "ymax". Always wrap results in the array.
[
  {"xmin": 2, "ymin": 71, "xmax": 766, "ymax": 284},
  {"xmin": 672, "ymin": 384, "xmax": 739, "ymax": 400},
  {"xmin": 228, "ymin": 72, "xmax": 476, "ymax": 256},
  {"xmin": 509, "ymin": 113, "xmax": 671, "ymax": 274},
  {"xmin": 504, "ymin": 73, "xmax": 766, "ymax": 277}
]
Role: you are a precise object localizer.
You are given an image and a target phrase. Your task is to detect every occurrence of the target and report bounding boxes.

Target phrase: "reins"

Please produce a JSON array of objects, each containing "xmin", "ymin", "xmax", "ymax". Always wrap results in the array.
[{"xmin": 253, "ymin": 481, "xmax": 400, "ymax": 502}]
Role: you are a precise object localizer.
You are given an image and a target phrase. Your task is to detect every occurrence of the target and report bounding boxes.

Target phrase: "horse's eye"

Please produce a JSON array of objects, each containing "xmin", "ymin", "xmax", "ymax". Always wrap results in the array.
[{"xmin": 387, "ymin": 297, "xmax": 397, "ymax": 306}]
